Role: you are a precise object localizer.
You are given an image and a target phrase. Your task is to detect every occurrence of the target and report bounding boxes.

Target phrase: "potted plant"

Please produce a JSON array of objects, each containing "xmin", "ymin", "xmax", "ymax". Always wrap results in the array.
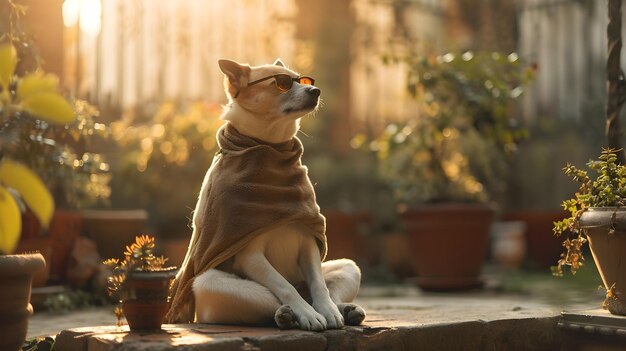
[
  {"xmin": 104, "ymin": 235, "xmax": 177, "ymax": 331},
  {"xmin": 12, "ymin": 97, "xmax": 111, "ymax": 285},
  {"xmin": 551, "ymin": 0, "xmax": 626, "ymax": 317},
  {"xmin": 0, "ymin": 1, "xmax": 110, "ymax": 286},
  {"xmin": 552, "ymin": 149, "xmax": 626, "ymax": 315},
  {"xmin": 359, "ymin": 51, "xmax": 533, "ymax": 290},
  {"xmin": 0, "ymin": 36, "xmax": 76, "ymax": 350}
]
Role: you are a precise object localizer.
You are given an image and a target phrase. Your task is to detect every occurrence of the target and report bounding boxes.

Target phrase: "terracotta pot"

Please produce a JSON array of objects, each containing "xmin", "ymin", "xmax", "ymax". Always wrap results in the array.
[
  {"xmin": 0, "ymin": 253, "xmax": 46, "ymax": 351},
  {"xmin": 48, "ymin": 210, "xmax": 82, "ymax": 281},
  {"xmin": 580, "ymin": 208, "xmax": 626, "ymax": 316},
  {"xmin": 20, "ymin": 208, "xmax": 41, "ymax": 240},
  {"xmin": 323, "ymin": 210, "xmax": 372, "ymax": 264},
  {"xmin": 381, "ymin": 232, "xmax": 417, "ymax": 278},
  {"xmin": 81, "ymin": 209, "xmax": 148, "ymax": 260},
  {"xmin": 403, "ymin": 204, "xmax": 494, "ymax": 291},
  {"xmin": 503, "ymin": 210, "xmax": 567, "ymax": 268},
  {"xmin": 19, "ymin": 209, "xmax": 82, "ymax": 283},
  {"xmin": 157, "ymin": 238, "xmax": 190, "ymax": 269},
  {"xmin": 15, "ymin": 238, "xmax": 52, "ymax": 287},
  {"xmin": 121, "ymin": 268, "xmax": 177, "ymax": 331}
]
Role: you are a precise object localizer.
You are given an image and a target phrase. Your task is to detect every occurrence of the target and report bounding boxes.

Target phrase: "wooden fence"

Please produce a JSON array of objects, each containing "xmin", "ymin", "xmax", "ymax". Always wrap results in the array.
[
  {"xmin": 517, "ymin": 0, "xmax": 609, "ymax": 122},
  {"xmin": 67, "ymin": 0, "xmax": 616, "ymax": 126},
  {"xmin": 67, "ymin": 0, "xmax": 297, "ymax": 108}
]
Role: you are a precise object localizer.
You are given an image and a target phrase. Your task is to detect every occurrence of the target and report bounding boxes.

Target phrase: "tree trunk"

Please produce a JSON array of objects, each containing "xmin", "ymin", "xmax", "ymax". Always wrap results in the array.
[{"xmin": 606, "ymin": 0, "xmax": 626, "ymax": 163}]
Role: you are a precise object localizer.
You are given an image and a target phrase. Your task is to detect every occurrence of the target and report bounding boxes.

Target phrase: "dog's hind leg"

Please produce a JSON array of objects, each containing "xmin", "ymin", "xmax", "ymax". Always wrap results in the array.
[
  {"xmin": 193, "ymin": 269, "xmax": 279, "ymax": 325},
  {"xmin": 322, "ymin": 259, "xmax": 366, "ymax": 326}
]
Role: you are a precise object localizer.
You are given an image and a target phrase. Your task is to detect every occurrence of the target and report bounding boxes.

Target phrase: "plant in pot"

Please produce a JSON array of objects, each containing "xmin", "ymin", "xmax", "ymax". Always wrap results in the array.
[
  {"xmin": 0, "ymin": 1, "xmax": 110, "ymax": 286},
  {"xmin": 12, "ymin": 97, "xmax": 111, "ymax": 286},
  {"xmin": 0, "ymin": 38, "xmax": 77, "ymax": 349},
  {"xmin": 551, "ymin": 0, "xmax": 626, "ymax": 317},
  {"xmin": 358, "ymin": 51, "xmax": 533, "ymax": 290},
  {"xmin": 552, "ymin": 149, "xmax": 626, "ymax": 315},
  {"xmin": 104, "ymin": 235, "xmax": 177, "ymax": 331}
]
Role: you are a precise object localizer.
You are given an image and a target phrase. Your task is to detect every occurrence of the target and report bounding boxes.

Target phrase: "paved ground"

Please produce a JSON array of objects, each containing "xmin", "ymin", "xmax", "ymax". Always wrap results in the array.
[
  {"xmin": 30, "ymin": 292, "xmax": 576, "ymax": 351},
  {"xmin": 28, "ymin": 287, "xmax": 561, "ymax": 338}
]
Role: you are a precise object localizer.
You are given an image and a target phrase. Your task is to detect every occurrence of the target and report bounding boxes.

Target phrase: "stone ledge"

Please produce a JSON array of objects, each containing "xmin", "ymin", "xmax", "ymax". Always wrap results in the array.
[{"xmin": 54, "ymin": 297, "xmax": 565, "ymax": 351}]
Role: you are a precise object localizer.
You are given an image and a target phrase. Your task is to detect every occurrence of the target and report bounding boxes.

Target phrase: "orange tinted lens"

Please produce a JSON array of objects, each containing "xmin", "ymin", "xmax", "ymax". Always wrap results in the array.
[
  {"xmin": 299, "ymin": 77, "xmax": 314, "ymax": 85},
  {"xmin": 275, "ymin": 75, "xmax": 292, "ymax": 91}
]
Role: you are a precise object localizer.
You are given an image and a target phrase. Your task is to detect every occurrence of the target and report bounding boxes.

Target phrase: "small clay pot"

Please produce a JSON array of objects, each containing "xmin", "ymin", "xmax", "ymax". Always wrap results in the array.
[
  {"xmin": 491, "ymin": 221, "xmax": 527, "ymax": 269},
  {"xmin": 121, "ymin": 268, "xmax": 177, "ymax": 331},
  {"xmin": 580, "ymin": 207, "xmax": 626, "ymax": 316},
  {"xmin": 503, "ymin": 210, "xmax": 568, "ymax": 268}
]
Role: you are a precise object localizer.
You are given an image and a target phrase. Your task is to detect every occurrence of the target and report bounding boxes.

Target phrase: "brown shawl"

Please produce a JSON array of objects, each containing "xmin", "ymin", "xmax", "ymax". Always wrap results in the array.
[{"xmin": 164, "ymin": 123, "xmax": 327, "ymax": 323}]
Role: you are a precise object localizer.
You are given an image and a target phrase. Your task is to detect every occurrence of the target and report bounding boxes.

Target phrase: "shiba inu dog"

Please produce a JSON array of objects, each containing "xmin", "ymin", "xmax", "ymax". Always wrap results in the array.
[{"xmin": 188, "ymin": 59, "xmax": 366, "ymax": 331}]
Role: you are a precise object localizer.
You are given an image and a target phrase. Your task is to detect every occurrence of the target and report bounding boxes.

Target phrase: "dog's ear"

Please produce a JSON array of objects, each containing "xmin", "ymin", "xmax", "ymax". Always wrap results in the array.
[
  {"xmin": 218, "ymin": 59, "xmax": 251, "ymax": 93},
  {"xmin": 274, "ymin": 58, "xmax": 285, "ymax": 67}
]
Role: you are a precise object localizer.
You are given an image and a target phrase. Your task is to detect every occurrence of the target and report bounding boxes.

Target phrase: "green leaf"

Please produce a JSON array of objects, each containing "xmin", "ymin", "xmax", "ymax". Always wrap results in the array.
[
  {"xmin": 21, "ymin": 92, "xmax": 75, "ymax": 124},
  {"xmin": 17, "ymin": 71, "xmax": 60, "ymax": 99},
  {"xmin": 0, "ymin": 186, "xmax": 21, "ymax": 254},
  {"xmin": 0, "ymin": 159, "xmax": 54, "ymax": 227},
  {"xmin": 0, "ymin": 43, "xmax": 17, "ymax": 90}
]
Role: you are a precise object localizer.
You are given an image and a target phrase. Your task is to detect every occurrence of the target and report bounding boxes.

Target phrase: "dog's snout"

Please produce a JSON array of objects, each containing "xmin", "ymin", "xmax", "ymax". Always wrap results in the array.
[{"xmin": 306, "ymin": 86, "xmax": 321, "ymax": 98}]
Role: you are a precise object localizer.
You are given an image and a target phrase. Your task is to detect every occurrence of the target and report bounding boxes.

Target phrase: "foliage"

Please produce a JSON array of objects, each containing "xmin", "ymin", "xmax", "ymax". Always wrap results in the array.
[
  {"xmin": 0, "ymin": 2, "xmax": 110, "ymax": 254},
  {"xmin": 357, "ymin": 51, "xmax": 533, "ymax": 206},
  {"xmin": 0, "ymin": 41, "xmax": 76, "ymax": 253},
  {"xmin": 110, "ymin": 101, "xmax": 223, "ymax": 235},
  {"xmin": 3, "ymin": 98, "xmax": 111, "ymax": 209},
  {"xmin": 103, "ymin": 235, "xmax": 169, "ymax": 295},
  {"xmin": 103, "ymin": 235, "xmax": 171, "ymax": 326},
  {"xmin": 22, "ymin": 337, "xmax": 55, "ymax": 351},
  {"xmin": 552, "ymin": 148, "xmax": 626, "ymax": 276},
  {"xmin": 43, "ymin": 289, "xmax": 108, "ymax": 313},
  {"xmin": 0, "ymin": 2, "xmax": 110, "ymax": 210}
]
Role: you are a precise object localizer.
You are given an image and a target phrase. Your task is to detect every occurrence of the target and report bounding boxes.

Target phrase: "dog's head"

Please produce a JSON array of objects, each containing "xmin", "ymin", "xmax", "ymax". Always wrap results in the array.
[{"xmin": 218, "ymin": 58, "xmax": 320, "ymax": 120}]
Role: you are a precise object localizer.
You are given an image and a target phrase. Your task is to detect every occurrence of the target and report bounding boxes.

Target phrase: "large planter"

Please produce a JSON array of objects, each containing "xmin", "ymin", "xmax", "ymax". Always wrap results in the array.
[
  {"xmin": 121, "ymin": 268, "xmax": 177, "ymax": 331},
  {"xmin": 381, "ymin": 231, "xmax": 417, "ymax": 278},
  {"xmin": 0, "ymin": 253, "xmax": 46, "ymax": 351},
  {"xmin": 48, "ymin": 210, "xmax": 82, "ymax": 282},
  {"xmin": 323, "ymin": 210, "xmax": 372, "ymax": 265},
  {"xmin": 19, "ymin": 209, "xmax": 82, "ymax": 283},
  {"xmin": 580, "ymin": 207, "xmax": 626, "ymax": 316},
  {"xmin": 158, "ymin": 238, "xmax": 189, "ymax": 269},
  {"xmin": 403, "ymin": 204, "xmax": 494, "ymax": 291},
  {"xmin": 81, "ymin": 209, "xmax": 148, "ymax": 260}
]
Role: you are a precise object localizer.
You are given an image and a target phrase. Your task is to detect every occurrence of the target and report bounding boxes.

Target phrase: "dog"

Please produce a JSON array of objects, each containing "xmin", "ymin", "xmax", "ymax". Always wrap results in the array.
[{"xmin": 189, "ymin": 59, "xmax": 366, "ymax": 331}]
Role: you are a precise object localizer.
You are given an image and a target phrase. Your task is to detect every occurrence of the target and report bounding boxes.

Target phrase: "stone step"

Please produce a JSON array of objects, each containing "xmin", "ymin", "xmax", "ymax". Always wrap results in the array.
[{"xmin": 53, "ymin": 297, "xmax": 564, "ymax": 351}]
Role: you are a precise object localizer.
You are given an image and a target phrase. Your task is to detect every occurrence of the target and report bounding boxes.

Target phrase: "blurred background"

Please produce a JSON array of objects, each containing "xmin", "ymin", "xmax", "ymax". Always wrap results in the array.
[{"xmin": 6, "ymin": 0, "xmax": 615, "ymax": 309}]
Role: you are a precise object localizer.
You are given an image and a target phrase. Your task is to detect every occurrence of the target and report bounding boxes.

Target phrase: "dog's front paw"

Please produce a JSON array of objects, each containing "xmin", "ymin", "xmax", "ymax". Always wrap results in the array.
[
  {"xmin": 336, "ymin": 303, "xmax": 366, "ymax": 326},
  {"xmin": 275, "ymin": 305, "xmax": 298, "ymax": 329},
  {"xmin": 274, "ymin": 304, "xmax": 327, "ymax": 331},
  {"xmin": 313, "ymin": 301, "xmax": 344, "ymax": 329}
]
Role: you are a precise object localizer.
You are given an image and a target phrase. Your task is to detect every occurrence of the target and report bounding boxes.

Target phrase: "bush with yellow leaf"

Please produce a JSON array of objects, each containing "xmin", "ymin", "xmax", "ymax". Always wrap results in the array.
[
  {"xmin": 1, "ymin": 1, "xmax": 110, "ymax": 215},
  {"xmin": 109, "ymin": 101, "xmax": 223, "ymax": 236},
  {"xmin": 356, "ymin": 52, "xmax": 534, "ymax": 207},
  {"xmin": 0, "ymin": 43, "xmax": 76, "ymax": 254}
]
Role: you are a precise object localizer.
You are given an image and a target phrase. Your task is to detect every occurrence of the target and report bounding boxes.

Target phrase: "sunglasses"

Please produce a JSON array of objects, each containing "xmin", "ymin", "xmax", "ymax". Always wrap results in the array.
[{"xmin": 234, "ymin": 74, "xmax": 315, "ymax": 98}]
